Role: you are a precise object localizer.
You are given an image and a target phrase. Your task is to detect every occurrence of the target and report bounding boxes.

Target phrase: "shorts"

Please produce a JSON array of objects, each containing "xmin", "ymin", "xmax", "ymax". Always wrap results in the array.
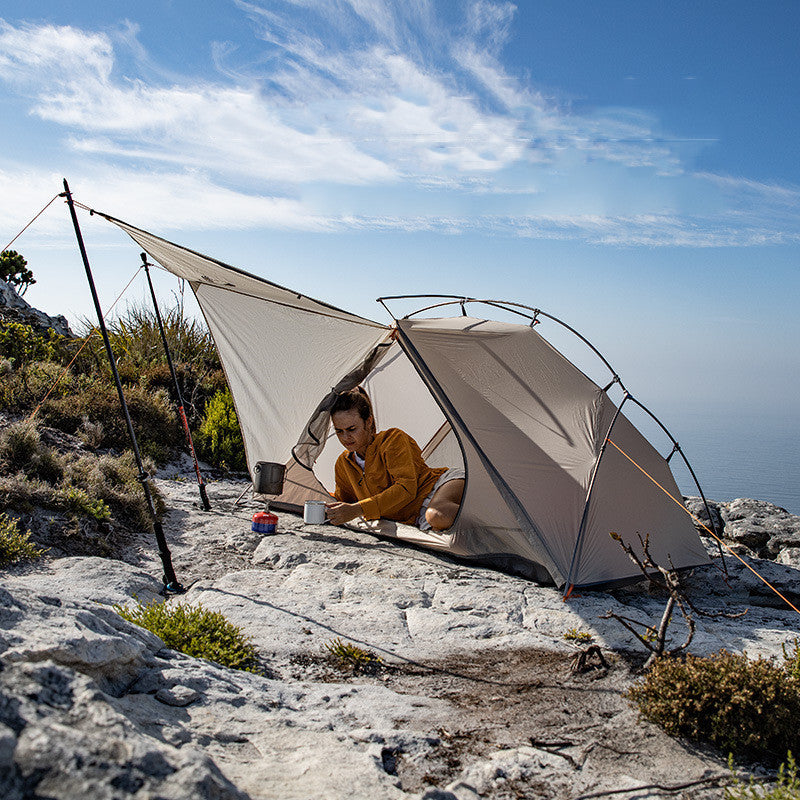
[{"xmin": 416, "ymin": 467, "xmax": 466, "ymax": 530}]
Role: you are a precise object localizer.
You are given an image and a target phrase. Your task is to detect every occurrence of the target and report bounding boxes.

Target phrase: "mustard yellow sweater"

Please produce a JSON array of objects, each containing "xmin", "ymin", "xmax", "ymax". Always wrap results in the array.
[{"xmin": 334, "ymin": 428, "xmax": 446, "ymax": 524}]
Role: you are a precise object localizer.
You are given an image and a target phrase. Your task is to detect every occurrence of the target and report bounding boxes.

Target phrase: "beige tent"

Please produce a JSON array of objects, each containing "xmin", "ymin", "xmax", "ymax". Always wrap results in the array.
[{"xmin": 102, "ymin": 213, "xmax": 710, "ymax": 591}]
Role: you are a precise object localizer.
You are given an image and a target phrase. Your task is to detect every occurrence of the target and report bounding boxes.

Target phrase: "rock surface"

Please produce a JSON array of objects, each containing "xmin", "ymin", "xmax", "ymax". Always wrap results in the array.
[
  {"xmin": 2, "ymin": 474, "xmax": 800, "ymax": 799},
  {"xmin": 685, "ymin": 495, "xmax": 800, "ymax": 562},
  {"xmin": 0, "ymin": 277, "xmax": 72, "ymax": 337}
]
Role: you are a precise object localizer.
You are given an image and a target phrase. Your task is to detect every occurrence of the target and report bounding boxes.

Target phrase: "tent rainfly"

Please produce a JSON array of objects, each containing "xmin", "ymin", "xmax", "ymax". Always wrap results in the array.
[{"xmin": 102, "ymin": 213, "xmax": 711, "ymax": 592}]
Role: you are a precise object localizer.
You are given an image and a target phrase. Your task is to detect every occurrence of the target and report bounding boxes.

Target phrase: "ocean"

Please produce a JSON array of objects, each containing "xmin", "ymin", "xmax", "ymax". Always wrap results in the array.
[{"xmin": 650, "ymin": 406, "xmax": 800, "ymax": 516}]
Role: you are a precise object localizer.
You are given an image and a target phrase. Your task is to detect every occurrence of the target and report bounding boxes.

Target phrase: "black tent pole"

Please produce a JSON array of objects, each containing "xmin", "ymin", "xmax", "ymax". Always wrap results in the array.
[
  {"xmin": 62, "ymin": 179, "xmax": 184, "ymax": 594},
  {"xmin": 140, "ymin": 252, "xmax": 211, "ymax": 511}
]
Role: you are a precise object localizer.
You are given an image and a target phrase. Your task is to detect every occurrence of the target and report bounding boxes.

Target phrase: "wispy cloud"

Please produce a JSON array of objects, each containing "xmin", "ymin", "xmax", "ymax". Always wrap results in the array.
[{"xmin": 0, "ymin": 5, "xmax": 798, "ymax": 246}]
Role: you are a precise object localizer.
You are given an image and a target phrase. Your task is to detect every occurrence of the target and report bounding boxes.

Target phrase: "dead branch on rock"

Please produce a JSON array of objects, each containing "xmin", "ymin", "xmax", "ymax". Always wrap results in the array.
[
  {"xmin": 570, "ymin": 645, "xmax": 608, "ymax": 674},
  {"xmin": 572, "ymin": 773, "xmax": 731, "ymax": 799},
  {"xmin": 602, "ymin": 532, "xmax": 745, "ymax": 668}
]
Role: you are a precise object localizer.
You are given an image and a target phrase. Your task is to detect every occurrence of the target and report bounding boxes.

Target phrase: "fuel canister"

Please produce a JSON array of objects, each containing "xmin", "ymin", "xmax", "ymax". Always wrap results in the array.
[{"xmin": 251, "ymin": 511, "xmax": 278, "ymax": 534}]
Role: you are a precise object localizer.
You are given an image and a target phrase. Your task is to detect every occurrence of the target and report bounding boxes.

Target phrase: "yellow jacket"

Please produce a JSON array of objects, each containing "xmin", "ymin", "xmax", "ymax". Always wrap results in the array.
[{"xmin": 334, "ymin": 428, "xmax": 447, "ymax": 524}]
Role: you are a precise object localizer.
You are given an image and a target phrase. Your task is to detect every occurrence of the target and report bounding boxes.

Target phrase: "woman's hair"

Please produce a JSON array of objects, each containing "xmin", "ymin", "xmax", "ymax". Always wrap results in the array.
[{"xmin": 330, "ymin": 386, "xmax": 373, "ymax": 422}]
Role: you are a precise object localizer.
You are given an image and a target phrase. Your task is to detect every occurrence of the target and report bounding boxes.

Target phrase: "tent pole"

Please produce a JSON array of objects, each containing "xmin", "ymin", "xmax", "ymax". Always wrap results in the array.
[
  {"xmin": 62, "ymin": 179, "xmax": 184, "ymax": 594},
  {"xmin": 140, "ymin": 253, "xmax": 211, "ymax": 511}
]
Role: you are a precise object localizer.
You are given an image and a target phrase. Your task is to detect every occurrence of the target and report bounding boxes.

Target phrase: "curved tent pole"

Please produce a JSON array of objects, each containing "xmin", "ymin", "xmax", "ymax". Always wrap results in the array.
[{"xmin": 378, "ymin": 296, "xmax": 623, "ymax": 389}]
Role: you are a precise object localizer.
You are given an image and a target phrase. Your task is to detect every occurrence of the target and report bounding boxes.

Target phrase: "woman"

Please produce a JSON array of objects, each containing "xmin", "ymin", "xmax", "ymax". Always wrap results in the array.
[{"xmin": 325, "ymin": 387, "xmax": 465, "ymax": 531}]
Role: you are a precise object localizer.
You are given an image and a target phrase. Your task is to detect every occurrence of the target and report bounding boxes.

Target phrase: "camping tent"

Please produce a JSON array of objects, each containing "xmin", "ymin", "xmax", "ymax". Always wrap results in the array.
[{"xmin": 101, "ymin": 213, "xmax": 710, "ymax": 591}]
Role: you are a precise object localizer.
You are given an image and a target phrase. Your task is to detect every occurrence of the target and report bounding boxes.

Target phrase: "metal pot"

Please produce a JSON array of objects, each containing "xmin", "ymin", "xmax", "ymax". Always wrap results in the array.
[{"xmin": 253, "ymin": 461, "xmax": 286, "ymax": 495}]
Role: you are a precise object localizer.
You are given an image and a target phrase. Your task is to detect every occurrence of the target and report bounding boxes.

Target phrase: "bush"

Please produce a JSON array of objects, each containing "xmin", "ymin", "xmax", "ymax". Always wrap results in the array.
[
  {"xmin": 628, "ymin": 649, "xmax": 800, "ymax": 762},
  {"xmin": 0, "ymin": 320, "xmax": 68, "ymax": 366},
  {"xmin": 196, "ymin": 387, "xmax": 246, "ymax": 471},
  {"xmin": 43, "ymin": 377, "xmax": 182, "ymax": 462},
  {"xmin": 0, "ymin": 511, "xmax": 45, "ymax": 567},
  {"xmin": 64, "ymin": 451, "xmax": 163, "ymax": 531},
  {"xmin": 0, "ymin": 360, "xmax": 74, "ymax": 413},
  {"xmin": 115, "ymin": 599, "xmax": 260, "ymax": 672},
  {"xmin": 0, "ymin": 421, "xmax": 63, "ymax": 483}
]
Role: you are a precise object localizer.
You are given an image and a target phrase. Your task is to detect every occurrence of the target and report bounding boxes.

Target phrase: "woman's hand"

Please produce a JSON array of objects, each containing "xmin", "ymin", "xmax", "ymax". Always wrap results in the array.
[{"xmin": 325, "ymin": 501, "xmax": 363, "ymax": 526}]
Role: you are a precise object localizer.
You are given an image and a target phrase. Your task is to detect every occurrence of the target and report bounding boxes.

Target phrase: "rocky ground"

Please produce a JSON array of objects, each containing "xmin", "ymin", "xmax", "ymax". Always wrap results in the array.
[{"xmin": 3, "ymin": 461, "xmax": 800, "ymax": 799}]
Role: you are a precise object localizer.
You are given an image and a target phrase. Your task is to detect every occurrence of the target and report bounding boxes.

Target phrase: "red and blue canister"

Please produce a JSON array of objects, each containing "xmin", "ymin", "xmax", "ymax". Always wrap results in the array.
[{"xmin": 252, "ymin": 511, "xmax": 278, "ymax": 534}]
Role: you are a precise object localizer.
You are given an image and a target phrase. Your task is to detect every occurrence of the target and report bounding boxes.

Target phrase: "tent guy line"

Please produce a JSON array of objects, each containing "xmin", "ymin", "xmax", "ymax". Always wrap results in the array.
[{"xmin": 606, "ymin": 437, "xmax": 800, "ymax": 616}]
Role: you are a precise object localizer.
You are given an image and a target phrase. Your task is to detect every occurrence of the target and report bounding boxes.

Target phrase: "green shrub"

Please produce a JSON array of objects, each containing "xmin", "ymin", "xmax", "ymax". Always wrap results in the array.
[
  {"xmin": 196, "ymin": 387, "xmax": 246, "ymax": 471},
  {"xmin": 43, "ymin": 378, "xmax": 182, "ymax": 462},
  {"xmin": 726, "ymin": 752, "xmax": 800, "ymax": 799},
  {"xmin": 64, "ymin": 451, "xmax": 163, "ymax": 531},
  {"xmin": 0, "ymin": 511, "xmax": 45, "ymax": 567},
  {"xmin": 628, "ymin": 649, "xmax": 800, "ymax": 762},
  {"xmin": 115, "ymin": 599, "xmax": 260, "ymax": 672},
  {"xmin": 0, "ymin": 320, "xmax": 70, "ymax": 367},
  {"xmin": 59, "ymin": 486, "xmax": 111, "ymax": 522},
  {"xmin": 0, "ymin": 421, "xmax": 64, "ymax": 483},
  {"xmin": 93, "ymin": 303, "xmax": 219, "ymax": 373}
]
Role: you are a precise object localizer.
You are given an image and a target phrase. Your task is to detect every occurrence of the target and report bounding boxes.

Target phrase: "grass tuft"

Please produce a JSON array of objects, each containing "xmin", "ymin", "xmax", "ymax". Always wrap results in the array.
[
  {"xmin": 726, "ymin": 752, "xmax": 800, "ymax": 799},
  {"xmin": 324, "ymin": 637, "xmax": 384, "ymax": 674}
]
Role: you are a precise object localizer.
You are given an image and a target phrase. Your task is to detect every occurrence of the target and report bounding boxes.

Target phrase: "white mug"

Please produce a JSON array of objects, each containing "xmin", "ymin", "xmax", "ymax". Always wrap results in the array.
[{"xmin": 304, "ymin": 500, "xmax": 327, "ymax": 525}]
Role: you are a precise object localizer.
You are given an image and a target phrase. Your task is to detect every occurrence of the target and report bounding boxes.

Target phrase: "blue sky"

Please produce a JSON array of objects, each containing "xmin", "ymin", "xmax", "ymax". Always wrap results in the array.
[{"xmin": 1, "ymin": 1, "xmax": 799, "ymax": 504}]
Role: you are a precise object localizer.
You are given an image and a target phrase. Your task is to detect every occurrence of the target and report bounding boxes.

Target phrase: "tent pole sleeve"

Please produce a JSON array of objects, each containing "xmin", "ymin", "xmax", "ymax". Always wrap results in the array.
[
  {"xmin": 394, "ymin": 324, "xmax": 563, "ymax": 584},
  {"xmin": 62, "ymin": 179, "xmax": 184, "ymax": 594},
  {"xmin": 140, "ymin": 253, "xmax": 211, "ymax": 511},
  {"xmin": 565, "ymin": 393, "xmax": 630, "ymax": 594}
]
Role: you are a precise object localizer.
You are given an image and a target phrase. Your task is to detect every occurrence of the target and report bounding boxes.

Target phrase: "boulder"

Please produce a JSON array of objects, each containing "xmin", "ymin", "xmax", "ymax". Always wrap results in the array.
[
  {"xmin": 0, "ymin": 277, "xmax": 72, "ymax": 337},
  {"xmin": 0, "ymin": 660, "xmax": 250, "ymax": 800},
  {"xmin": 683, "ymin": 496, "xmax": 724, "ymax": 537},
  {"xmin": 719, "ymin": 498, "xmax": 800, "ymax": 557}
]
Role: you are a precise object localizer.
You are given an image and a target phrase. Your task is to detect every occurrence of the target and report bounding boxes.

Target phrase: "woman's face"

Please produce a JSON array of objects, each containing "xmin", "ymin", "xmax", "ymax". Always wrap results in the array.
[{"xmin": 332, "ymin": 409, "xmax": 374, "ymax": 457}]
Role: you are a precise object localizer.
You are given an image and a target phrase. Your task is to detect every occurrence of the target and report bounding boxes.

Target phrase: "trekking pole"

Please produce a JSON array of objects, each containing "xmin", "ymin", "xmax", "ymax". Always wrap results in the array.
[
  {"xmin": 140, "ymin": 253, "xmax": 211, "ymax": 511},
  {"xmin": 62, "ymin": 179, "xmax": 184, "ymax": 594}
]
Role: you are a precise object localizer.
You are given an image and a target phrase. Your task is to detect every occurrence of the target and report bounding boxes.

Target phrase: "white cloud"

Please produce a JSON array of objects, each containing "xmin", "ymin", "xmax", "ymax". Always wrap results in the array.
[{"xmin": 0, "ymin": 6, "xmax": 797, "ymax": 247}]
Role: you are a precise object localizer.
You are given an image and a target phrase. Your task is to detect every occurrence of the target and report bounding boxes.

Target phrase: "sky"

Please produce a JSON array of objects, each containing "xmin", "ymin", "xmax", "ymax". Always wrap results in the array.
[{"xmin": 1, "ymin": 1, "xmax": 799, "ymax": 507}]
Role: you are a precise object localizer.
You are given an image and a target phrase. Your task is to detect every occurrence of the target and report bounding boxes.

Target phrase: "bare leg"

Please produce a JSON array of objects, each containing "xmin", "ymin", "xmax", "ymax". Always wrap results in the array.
[{"xmin": 425, "ymin": 478, "xmax": 465, "ymax": 532}]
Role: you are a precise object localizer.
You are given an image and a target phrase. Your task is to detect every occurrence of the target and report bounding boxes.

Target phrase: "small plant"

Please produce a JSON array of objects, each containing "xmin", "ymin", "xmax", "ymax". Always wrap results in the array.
[
  {"xmin": 0, "ymin": 512, "xmax": 45, "ymax": 567},
  {"xmin": 115, "ymin": 599, "xmax": 261, "ymax": 673},
  {"xmin": 603, "ymin": 531, "xmax": 744, "ymax": 666},
  {"xmin": 60, "ymin": 486, "xmax": 111, "ymax": 522},
  {"xmin": 196, "ymin": 387, "xmax": 246, "ymax": 471},
  {"xmin": 628, "ymin": 649, "xmax": 800, "ymax": 762},
  {"xmin": 726, "ymin": 752, "xmax": 800, "ymax": 800},
  {"xmin": 564, "ymin": 628, "xmax": 593, "ymax": 643},
  {"xmin": 783, "ymin": 639, "xmax": 800, "ymax": 683},
  {"xmin": 324, "ymin": 637, "xmax": 384, "ymax": 674}
]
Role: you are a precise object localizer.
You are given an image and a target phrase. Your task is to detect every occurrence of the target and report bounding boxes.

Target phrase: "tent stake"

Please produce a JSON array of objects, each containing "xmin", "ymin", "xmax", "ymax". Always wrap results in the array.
[
  {"xmin": 140, "ymin": 253, "xmax": 211, "ymax": 511},
  {"xmin": 62, "ymin": 179, "xmax": 184, "ymax": 594}
]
